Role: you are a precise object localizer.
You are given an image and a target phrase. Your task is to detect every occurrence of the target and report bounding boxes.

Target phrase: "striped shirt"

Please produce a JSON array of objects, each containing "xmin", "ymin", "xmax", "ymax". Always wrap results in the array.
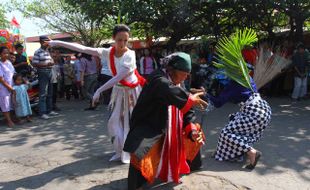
[{"xmin": 32, "ymin": 48, "xmax": 53, "ymax": 69}]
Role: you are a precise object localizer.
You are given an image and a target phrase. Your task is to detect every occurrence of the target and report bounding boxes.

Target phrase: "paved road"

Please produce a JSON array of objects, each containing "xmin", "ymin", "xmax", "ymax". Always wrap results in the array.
[{"xmin": 0, "ymin": 98, "xmax": 309, "ymax": 190}]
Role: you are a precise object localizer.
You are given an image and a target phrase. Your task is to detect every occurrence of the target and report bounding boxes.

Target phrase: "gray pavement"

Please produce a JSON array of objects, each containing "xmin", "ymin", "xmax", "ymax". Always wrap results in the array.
[{"xmin": 0, "ymin": 98, "xmax": 309, "ymax": 190}]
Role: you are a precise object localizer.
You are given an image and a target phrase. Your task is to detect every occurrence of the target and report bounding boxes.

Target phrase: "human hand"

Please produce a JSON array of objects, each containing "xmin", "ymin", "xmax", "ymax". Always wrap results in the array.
[
  {"xmin": 46, "ymin": 62, "xmax": 54, "ymax": 67},
  {"xmin": 92, "ymin": 92, "xmax": 100, "ymax": 107},
  {"xmin": 190, "ymin": 87, "xmax": 206, "ymax": 94},
  {"xmin": 81, "ymin": 80, "xmax": 84, "ymax": 86},
  {"xmin": 191, "ymin": 92, "xmax": 208, "ymax": 110},
  {"xmin": 190, "ymin": 129, "xmax": 205, "ymax": 144},
  {"xmin": 48, "ymin": 40, "xmax": 56, "ymax": 47}
]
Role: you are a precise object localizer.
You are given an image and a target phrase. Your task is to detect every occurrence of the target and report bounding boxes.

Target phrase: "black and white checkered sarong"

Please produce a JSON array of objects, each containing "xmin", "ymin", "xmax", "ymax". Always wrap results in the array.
[{"xmin": 215, "ymin": 93, "xmax": 272, "ymax": 161}]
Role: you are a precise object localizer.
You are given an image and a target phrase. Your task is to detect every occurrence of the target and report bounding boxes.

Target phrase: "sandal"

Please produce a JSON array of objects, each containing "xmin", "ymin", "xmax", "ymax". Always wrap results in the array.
[{"xmin": 245, "ymin": 151, "xmax": 262, "ymax": 170}]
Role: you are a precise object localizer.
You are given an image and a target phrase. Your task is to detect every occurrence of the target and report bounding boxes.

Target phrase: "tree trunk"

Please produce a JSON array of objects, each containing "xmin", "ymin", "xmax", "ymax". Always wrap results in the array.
[
  {"xmin": 288, "ymin": 16, "xmax": 295, "ymax": 40},
  {"xmin": 167, "ymin": 33, "xmax": 184, "ymax": 51},
  {"xmin": 294, "ymin": 16, "xmax": 304, "ymax": 42},
  {"xmin": 267, "ymin": 28, "xmax": 275, "ymax": 41}
]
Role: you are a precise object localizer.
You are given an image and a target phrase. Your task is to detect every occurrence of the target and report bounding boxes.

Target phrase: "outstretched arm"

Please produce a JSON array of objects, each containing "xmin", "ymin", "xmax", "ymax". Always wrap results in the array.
[{"xmin": 49, "ymin": 40, "xmax": 108, "ymax": 58}]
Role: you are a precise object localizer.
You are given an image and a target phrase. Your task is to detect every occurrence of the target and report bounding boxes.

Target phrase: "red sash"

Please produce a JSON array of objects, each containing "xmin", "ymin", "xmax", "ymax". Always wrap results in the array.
[
  {"xmin": 158, "ymin": 106, "xmax": 190, "ymax": 183},
  {"xmin": 109, "ymin": 47, "xmax": 146, "ymax": 88}
]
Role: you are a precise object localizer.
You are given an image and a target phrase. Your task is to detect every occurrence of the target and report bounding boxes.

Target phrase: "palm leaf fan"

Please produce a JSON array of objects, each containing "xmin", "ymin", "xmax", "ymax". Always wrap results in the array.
[{"xmin": 213, "ymin": 28, "xmax": 258, "ymax": 91}]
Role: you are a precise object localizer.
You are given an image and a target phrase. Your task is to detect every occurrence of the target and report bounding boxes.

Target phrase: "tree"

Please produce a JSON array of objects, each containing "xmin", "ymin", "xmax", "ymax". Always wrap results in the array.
[
  {"xmin": 218, "ymin": 0, "xmax": 289, "ymax": 40},
  {"xmin": 0, "ymin": 5, "xmax": 9, "ymax": 29},
  {"xmin": 64, "ymin": 0, "xmax": 218, "ymax": 49},
  {"xmin": 64, "ymin": 0, "xmax": 308, "ymax": 46},
  {"xmin": 10, "ymin": 0, "xmax": 115, "ymax": 46},
  {"xmin": 272, "ymin": 0, "xmax": 310, "ymax": 42}
]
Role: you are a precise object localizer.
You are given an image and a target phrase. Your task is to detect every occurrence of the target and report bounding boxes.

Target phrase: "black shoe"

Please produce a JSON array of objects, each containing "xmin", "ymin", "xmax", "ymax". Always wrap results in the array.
[
  {"xmin": 190, "ymin": 164, "xmax": 204, "ymax": 171},
  {"xmin": 84, "ymin": 106, "xmax": 96, "ymax": 111},
  {"xmin": 53, "ymin": 107, "xmax": 61, "ymax": 111}
]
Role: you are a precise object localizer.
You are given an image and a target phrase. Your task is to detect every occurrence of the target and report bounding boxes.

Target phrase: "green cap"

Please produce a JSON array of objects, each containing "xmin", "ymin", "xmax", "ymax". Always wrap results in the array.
[{"xmin": 169, "ymin": 52, "xmax": 192, "ymax": 72}]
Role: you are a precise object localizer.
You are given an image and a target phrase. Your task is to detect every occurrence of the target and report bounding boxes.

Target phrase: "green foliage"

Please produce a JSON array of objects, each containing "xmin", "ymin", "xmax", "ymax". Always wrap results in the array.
[
  {"xmin": 8, "ymin": 0, "xmax": 308, "ymax": 46},
  {"xmin": 0, "ymin": 5, "xmax": 9, "ymax": 29},
  {"xmin": 64, "ymin": 0, "xmax": 217, "ymax": 48},
  {"xmin": 9, "ymin": 0, "xmax": 115, "ymax": 46},
  {"xmin": 214, "ymin": 28, "xmax": 258, "ymax": 91},
  {"xmin": 63, "ymin": 0, "xmax": 309, "ymax": 45}
]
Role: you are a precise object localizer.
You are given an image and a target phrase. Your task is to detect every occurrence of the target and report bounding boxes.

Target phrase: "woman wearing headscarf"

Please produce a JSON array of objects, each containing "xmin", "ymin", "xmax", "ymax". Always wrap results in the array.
[{"xmin": 124, "ymin": 52, "xmax": 207, "ymax": 190}]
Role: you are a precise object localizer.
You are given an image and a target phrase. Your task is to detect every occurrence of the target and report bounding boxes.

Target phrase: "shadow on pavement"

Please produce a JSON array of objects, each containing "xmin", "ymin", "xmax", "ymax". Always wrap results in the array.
[
  {"xmin": 0, "ymin": 156, "xmax": 124, "ymax": 190},
  {"xmin": 0, "ymin": 101, "xmax": 113, "ymax": 159},
  {"xmin": 88, "ymin": 178, "xmax": 127, "ymax": 190},
  {"xmin": 202, "ymin": 98, "xmax": 310, "ymax": 181},
  {"xmin": 0, "ymin": 98, "xmax": 309, "ymax": 189}
]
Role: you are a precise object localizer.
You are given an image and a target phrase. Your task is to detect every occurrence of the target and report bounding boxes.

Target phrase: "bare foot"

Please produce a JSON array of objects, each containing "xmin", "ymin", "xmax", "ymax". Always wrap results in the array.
[
  {"xmin": 26, "ymin": 116, "xmax": 32, "ymax": 122},
  {"xmin": 247, "ymin": 148, "xmax": 257, "ymax": 165},
  {"xmin": 7, "ymin": 121, "xmax": 15, "ymax": 128},
  {"xmin": 246, "ymin": 148, "xmax": 262, "ymax": 170}
]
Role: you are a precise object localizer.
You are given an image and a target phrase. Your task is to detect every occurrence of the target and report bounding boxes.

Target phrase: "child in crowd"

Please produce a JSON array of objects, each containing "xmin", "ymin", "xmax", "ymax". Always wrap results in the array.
[
  {"xmin": 12, "ymin": 73, "xmax": 34, "ymax": 122},
  {"xmin": 0, "ymin": 46, "xmax": 16, "ymax": 127},
  {"xmin": 63, "ymin": 55, "xmax": 75, "ymax": 100},
  {"xmin": 9, "ymin": 53, "xmax": 16, "ymax": 65}
]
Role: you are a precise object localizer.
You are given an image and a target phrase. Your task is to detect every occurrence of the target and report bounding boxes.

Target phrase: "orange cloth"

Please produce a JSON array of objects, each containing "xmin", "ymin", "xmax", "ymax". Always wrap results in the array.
[{"xmin": 130, "ymin": 124, "xmax": 204, "ymax": 184}]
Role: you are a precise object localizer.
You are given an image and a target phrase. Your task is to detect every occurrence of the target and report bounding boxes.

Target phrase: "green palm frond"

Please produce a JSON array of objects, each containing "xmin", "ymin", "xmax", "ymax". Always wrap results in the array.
[{"xmin": 214, "ymin": 28, "xmax": 258, "ymax": 91}]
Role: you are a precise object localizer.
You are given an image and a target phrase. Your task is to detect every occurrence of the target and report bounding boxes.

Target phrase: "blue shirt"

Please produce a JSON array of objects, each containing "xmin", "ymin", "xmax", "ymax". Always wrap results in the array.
[{"xmin": 206, "ymin": 78, "xmax": 258, "ymax": 108}]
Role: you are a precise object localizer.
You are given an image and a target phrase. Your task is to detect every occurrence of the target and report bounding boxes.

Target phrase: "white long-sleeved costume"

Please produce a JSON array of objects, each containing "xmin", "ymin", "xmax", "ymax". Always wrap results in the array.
[{"xmin": 50, "ymin": 41, "xmax": 142, "ymax": 163}]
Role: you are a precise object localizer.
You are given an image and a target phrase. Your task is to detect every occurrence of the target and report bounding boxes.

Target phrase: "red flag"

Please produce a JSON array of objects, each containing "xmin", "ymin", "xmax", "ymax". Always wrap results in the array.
[{"xmin": 10, "ymin": 17, "xmax": 20, "ymax": 28}]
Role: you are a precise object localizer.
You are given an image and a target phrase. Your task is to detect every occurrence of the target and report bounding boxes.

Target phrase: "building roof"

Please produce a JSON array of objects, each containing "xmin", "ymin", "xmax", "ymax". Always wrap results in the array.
[{"xmin": 26, "ymin": 33, "xmax": 74, "ymax": 42}]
